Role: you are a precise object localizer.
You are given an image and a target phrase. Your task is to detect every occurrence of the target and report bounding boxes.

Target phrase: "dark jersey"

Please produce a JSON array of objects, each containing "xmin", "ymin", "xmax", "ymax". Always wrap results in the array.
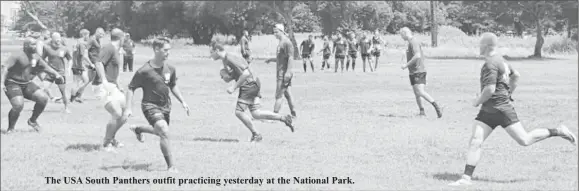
[
  {"xmin": 406, "ymin": 38, "xmax": 426, "ymax": 74},
  {"xmin": 222, "ymin": 53, "xmax": 253, "ymax": 81},
  {"xmin": 5, "ymin": 51, "xmax": 44, "ymax": 84},
  {"xmin": 480, "ymin": 54, "xmax": 514, "ymax": 113},
  {"xmin": 87, "ymin": 37, "xmax": 101, "ymax": 63},
  {"xmin": 122, "ymin": 38, "xmax": 135, "ymax": 56},
  {"xmin": 333, "ymin": 39, "xmax": 347, "ymax": 56},
  {"xmin": 359, "ymin": 38, "xmax": 372, "ymax": 54},
  {"xmin": 240, "ymin": 36, "xmax": 250, "ymax": 55},
  {"xmin": 276, "ymin": 37, "xmax": 293, "ymax": 79},
  {"xmin": 98, "ymin": 43, "xmax": 121, "ymax": 84},
  {"xmin": 43, "ymin": 44, "xmax": 72, "ymax": 74},
  {"xmin": 300, "ymin": 39, "xmax": 315, "ymax": 55},
  {"xmin": 128, "ymin": 61, "xmax": 177, "ymax": 109},
  {"xmin": 348, "ymin": 39, "xmax": 359, "ymax": 53},
  {"xmin": 322, "ymin": 41, "xmax": 332, "ymax": 55},
  {"xmin": 73, "ymin": 39, "xmax": 89, "ymax": 69}
]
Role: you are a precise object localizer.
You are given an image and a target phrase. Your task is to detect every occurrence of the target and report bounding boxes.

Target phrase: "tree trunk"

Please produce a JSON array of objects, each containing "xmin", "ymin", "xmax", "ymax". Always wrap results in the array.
[
  {"xmin": 285, "ymin": 16, "xmax": 300, "ymax": 59},
  {"xmin": 430, "ymin": 0, "xmax": 437, "ymax": 47},
  {"xmin": 533, "ymin": 19, "xmax": 544, "ymax": 57}
]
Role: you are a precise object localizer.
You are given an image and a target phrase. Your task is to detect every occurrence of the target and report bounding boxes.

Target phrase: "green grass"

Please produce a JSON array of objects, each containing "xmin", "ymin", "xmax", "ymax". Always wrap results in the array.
[{"xmin": 1, "ymin": 35, "xmax": 578, "ymax": 190}]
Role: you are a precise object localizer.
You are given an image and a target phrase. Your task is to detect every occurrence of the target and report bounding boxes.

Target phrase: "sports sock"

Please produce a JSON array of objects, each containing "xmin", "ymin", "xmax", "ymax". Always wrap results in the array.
[
  {"xmin": 464, "ymin": 165, "xmax": 476, "ymax": 177},
  {"xmin": 548, "ymin": 129, "xmax": 562, "ymax": 137}
]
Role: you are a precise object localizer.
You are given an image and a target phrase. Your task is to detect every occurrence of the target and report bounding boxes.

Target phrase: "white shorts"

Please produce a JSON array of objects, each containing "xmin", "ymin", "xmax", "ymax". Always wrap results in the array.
[{"xmin": 102, "ymin": 83, "xmax": 125, "ymax": 106}]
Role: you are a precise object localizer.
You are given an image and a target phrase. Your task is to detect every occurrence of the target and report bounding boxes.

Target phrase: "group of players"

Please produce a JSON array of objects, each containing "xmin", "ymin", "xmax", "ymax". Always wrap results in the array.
[{"xmin": 2, "ymin": 22, "xmax": 578, "ymax": 184}]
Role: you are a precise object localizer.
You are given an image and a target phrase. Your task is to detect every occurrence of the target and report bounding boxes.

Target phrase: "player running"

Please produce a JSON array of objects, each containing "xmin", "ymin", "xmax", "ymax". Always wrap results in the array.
[
  {"xmin": 318, "ymin": 36, "xmax": 332, "ymax": 71},
  {"xmin": 371, "ymin": 30, "xmax": 384, "ymax": 71},
  {"xmin": 211, "ymin": 43, "xmax": 294, "ymax": 142},
  {"xmin": 265, "ymin": 24, "xmax": 297, "ymax": 118},
  {"xmin": 332, "ymin": 33, "xmax": 348, "ymax": 73},
  {"xmin": 300, "ymin": 35, "xmax": 315, "ymax": 73},
  {"xmin": 1, "ymin": 37, "xmax": 64, "ymax": 134},
  {"xmin": 126, "ymin": 37, "xmax": 190, "ymax": 172},
  {"xmin": 449, "ymin": 32, "xmax": 578, "ymax": 186},
  {"xmin": 93, "ymin": 28, "xmax": 128, "ymax": 151},
  {"xmin": 72, "ymin": 27, "xmax": 105, "ymax": 100},
  {"xmin": 400, "ymin": 27, "xmax": 442, "ymax": 118},
  {"xmin": 240, "ymin": 30, "xmax": 252, "ymax": 64},
  {"xmin": 122, "ymin": 33, "xmax": 136, "ymax": 72},
  {"xmin": 359, "ymin": 33, "xmax": 374, "ymax": 72},
  {"xmin": 41, "ymin": 32, "xmax": 73, "ymax": 113},
  {"xmin": 346, "ymin": 33, "xmax": 359, "ymax": 71},
  {"xmin": 70, "ymin": 29, "xmax": 94, "ymax": 103}
]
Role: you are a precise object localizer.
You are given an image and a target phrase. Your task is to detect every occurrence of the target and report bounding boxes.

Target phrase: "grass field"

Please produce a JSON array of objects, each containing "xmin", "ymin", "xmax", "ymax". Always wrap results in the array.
[{"xmin": 1, "ymin": 34, "xmax": 578, "ymax": 190}]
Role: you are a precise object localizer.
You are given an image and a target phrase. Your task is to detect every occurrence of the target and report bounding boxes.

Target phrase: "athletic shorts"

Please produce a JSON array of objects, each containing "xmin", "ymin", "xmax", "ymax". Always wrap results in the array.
[
  {"xmin": 409, "ymin": 72, "xmax": 427, "ymax": 85},
  {"xmin": 242, "ymin": 53, "xmax": 251, "ymax": 60},
  {"xmin": 102, "ymin": 83, "xmax": 125, "ymax": 106},
  {"xmin": 45, "ymin": 74, "xmax": 66, "ymax": 85},
  {"xmin": 4, "ymin": 80, "xmax": 40, "ymax": 100},
  {"xmin": 335, "ymin": 55, "xmax": 345, "ymax": 60},
  {"xmin": 142, "ymin": 103, "xmax": 171, "ymax": 126},
  {"xmin": 72, "ymin": 68, "xmax": 84, "ymax": 75},
  {"xmin": 323, "ymin": 54, "xmax": 331, "ymax": 60},
  {"xmin": 372, "ymin": 51, "xmax": 381, "ymax": 57},
  {"xmin": 275, "ymin": 74, "xmax": 292, "ymax": 98},
  {"xmin": 348, "ymin": 52, "xmax": 358, "ymax": 59},
  {"xmin": 361, "ymin": 53, "xmax": 370, "ymax": 59},
  {"xmin": 88, "ymin": 69, "xmax": 102, "ymax": 85},
  {"xmin": 302, "ymin": 54, "xmax": 312, "ymax": 59},
  {"xmin": 475, "ymin": 105, "xmax": 520, "ymax": 129},
  {"xmin": 238, "ymin": 79, "xmax": 262, "ymax": 103}
]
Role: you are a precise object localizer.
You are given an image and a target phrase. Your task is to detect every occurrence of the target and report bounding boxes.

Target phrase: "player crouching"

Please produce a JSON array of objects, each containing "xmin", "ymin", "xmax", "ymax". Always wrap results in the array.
[{"xmin": 210, "ymin": 43, "xmax": 294, "ymax": 142}]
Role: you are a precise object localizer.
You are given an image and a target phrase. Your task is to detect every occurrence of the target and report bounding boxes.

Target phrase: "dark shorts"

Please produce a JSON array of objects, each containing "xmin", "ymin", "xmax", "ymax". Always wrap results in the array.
[
  {"xmin": 45, "ymin": 74, "xmax": 66, "ymax": 85},
  {"xmin": 335, "ymin": 55, "xmax": 345, "ymax": 60},
  {"xmin": 4, "ymin": 80, "xmax": 41, "ymax": 100},
  {"xmin": 361, "ymin": 53, "xmax": 371, "ymax": 59},
  {"xmin": 242, "ymin": 53, "xmax": 251, "ymax": 60},
  {"xmin": 238, "ymin": 79, "xmax": 262, "ymax": 103},
  {"xmin": 409, "ymin": 72, "xmax": 427, "ymax": 85},
  {"xmin": 475, "ymin": 105, "xmax": 520, "ymax": 129},
  {"xmin": 88, "ymin": 69, "xmax": 102, "ymax": 85},
  {"xmin": 72, "ymin": 68, "xmax": 84, "ymax": 75},
  {"xmin": 302, "ymin": 54, "xmax": 312, "ymax": 59},
  {"xmin": 142, "ymin": 103, "xmax": 171, "ymax": 126},
  {"xmin": 323, "ymin": 54, "xmax": 331, "ymax": 60},
  {"xmin": 348, "ymin": 52, "xmax": 357, "ymax": 58},
  {"xmin": 276, "ymin": 74, "xmax": 292, "ymax": 98},
  {"xmin": 372, "ymin": 51, "xmax": 381, "ymax": 57}
]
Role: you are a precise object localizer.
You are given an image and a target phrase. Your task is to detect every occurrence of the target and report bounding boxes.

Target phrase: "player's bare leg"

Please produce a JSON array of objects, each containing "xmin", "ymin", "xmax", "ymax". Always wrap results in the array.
[
  {"xmin": 374, "ymin": 56, "xmax": 379, "ymax": 71},
  {"xmin": 309, "ymin": 58, "xmax": 314, "ymax": 72},
  {"xmin": 346, "ymin": 56, "xmax": 351, "ymax": 71},
  {"xmin": 27, "ymin": 90, "xmax": 49, "ymax": 132},
  {"xmin": 302, "ymin": 60, "xmax": 308, "ymax": 73},
  {"xmin": 6, "ymin": 96, "xmax": 25, "ymax": 134},
  {"xmin": 351, "ymin": 57, "xmax": 356, "ymax": 71},
  {"xmin": 334, "ymin": 59, "xmax": 339, "ymax": 73},
  {"xmin": 70, "ymin": 70, "xmax": 89, "ymax": 103},
  {"xmin": 251, "ymin": 109, "xmax": 294, "ymax": 132},
  {"xmin": 449, "ymin": 121, "xmax": 494, "ymax": 186},
  {"xmin": 413, "ymin": 84, "xmax": 442, "ymax": 118},
  {"xmin": 129, "ymin": 120, "xmax": 176, "ymax": 171},
  {"xmin": 284, "ymin": 89, "xmax": 296, "ymax": 118},
  {"xmin": 236, "ymin": 110, "xmax": 262, "ymax": 142},
  {"xmin": 56, "ymin": 84, "xmax": 70, "ymax": 113},
  {"xmin": 103, "ymin": 100, "xmax": 127, "ymax": 152}
]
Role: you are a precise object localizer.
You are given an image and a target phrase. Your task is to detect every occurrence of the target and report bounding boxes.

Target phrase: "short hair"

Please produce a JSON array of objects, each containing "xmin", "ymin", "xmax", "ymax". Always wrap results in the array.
[
  {"xmin": 152, "ymin": 37, "xmax": 171, "ymax": 49},
  {"xmin": 400, "ymin": 27, "xmax": 411, "ymax": 35},
  {"xmin": 95, "ymin": 27, "xmax": 105, "ymax": 35},
  {"xmin": 211, "ymin": 41, "xmax": 226, "ymax": 51},
  {"xmin": 480, "ymin": 32, "xmax": 498, "ymax": 48},
  {"xmin": 80, "ymin": 29, "xmax": 90, "ymax": 36},
  {"xmin": 110, "ymin": 28, "xmax": 124, "ymax": 41}
]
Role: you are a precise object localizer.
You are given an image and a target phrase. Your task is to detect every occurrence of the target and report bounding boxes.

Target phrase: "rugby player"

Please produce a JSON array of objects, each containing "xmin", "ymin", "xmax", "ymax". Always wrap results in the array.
[
  {"xmin": 210, "ymin": 43, "xmax": 294, "ymax": 142},
  {"xmin": 126, "ymin": 37, "xmax": 190, "ymax": 172},
  {"xmin": 73, "ymin": 27, "xmax": 105, "ymax": 100},
  {"xmin": 122, "ymin": 33, "xmax": 136, "ymax": 72},
  {"xmin": 346, "ymin": 33, "xmax": 359, "ymax": 71},
  {"xmin": 41, "ymin": 32, "xmax": 73, "ymax": 113},
  {"xmin": 300, "ymin": 35, "xmax": 315, "ymax": 73},
  {"xmin": 240, "ymin": 30, "xmax": 252, "ymax": 65},
  {"xmin": 359, "ymin": 33, "xmax": 374, "ymax": 72},
  {"xmin": 400, "ymin": 27, "xmax": 442, "ymax": 118},
  {"xmin": 70, "ymin": 29, "xmax": 94, "ymax": 103},
  {"xmin": 265, "ymin": 24, "xmax": 297, "ymax": 118},
  {"xmin": 332, "ymin": 33, "xmax": 348, "ymax": 73},
  {"xmin": 93, "ymin": 28, "xmax": 128, "ymax": 151},
  {"xmin": 318, "ymin": 36, "xmax": 332, "ymax": 71},
  {"xmin": 371, "ymin": 30, "xmax": 383, "ymax": 71},
  {"xmin": 2, "ymin": 37, "xmax": 64, "ymax": 133},
  {"xmin": 449, "ymin": 32, "xmax": 578, "ymax": 186}
]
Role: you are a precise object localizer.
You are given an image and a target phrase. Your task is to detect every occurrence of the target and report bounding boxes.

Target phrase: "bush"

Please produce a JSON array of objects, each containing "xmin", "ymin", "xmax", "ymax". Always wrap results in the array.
[{"xmin": 542, "ymin": 35, "xmax": 578, "ymax": 54}]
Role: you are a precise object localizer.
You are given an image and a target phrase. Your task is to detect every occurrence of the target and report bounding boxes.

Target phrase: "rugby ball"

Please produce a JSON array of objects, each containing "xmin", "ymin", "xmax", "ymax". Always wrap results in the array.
[{"xmin": 220, "ymin": 68, "xmax": 234, "ymax": 82}]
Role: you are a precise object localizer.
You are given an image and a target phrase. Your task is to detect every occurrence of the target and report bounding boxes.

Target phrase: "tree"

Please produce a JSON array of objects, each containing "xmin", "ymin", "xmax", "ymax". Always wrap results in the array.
[{"xmin": 259, "ymin": 1, "xmax": 301, "ymax": 59}]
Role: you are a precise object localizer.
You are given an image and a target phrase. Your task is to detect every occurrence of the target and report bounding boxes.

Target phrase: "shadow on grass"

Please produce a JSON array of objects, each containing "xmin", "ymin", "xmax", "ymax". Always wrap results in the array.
[
  {"xmin": 432, "ymin": 172, "xmax": 530, "ymax": 184},
  {"xmin": 100, "ymin": 163, "xmax": 153, "ymax": 172},
  {"xmin": 1, "ymin": 129, "xmax": 38, "ymax": 134},
  {"xmin": 378, "ymin": 113, "xmax": 415, "ymax": 118},
  {"xmin": 428, "ymin": 55, "xmax": 565, "ymax": 61},
  {"xmin": 192, "ymin": 137, "xmax": 240, "ymax": 143},
  {"xmin": 65, "ymin": 143, "xmax": 101, "ymax": 152}
]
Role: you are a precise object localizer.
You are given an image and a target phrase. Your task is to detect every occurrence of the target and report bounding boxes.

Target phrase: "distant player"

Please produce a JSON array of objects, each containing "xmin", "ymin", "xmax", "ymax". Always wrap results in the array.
[
  {"xmin": 449, "ymin": 32, "xmax": 578, "ymax": 186},
  {"xmin": 1, "ymin": 37, "xmax": 64, "ymax": 134},
  {"xmin": 371, "ymin": 30, "xmax": 383, "ymax": 71},
  {"xmin": 332, "ymin": 33, "xmax": 348, "ymax": 73},
  {"xmin": 240, "ymin": 30, "xmax": 252, "ymax": 64},
  {"xmin": 265, "ymin": 24, "xmax": 297, "ymax": 118},
  {"xmin": 318, "ymin": 36, "xmax": 332, "ymax": 70},
  {"xmin": 346, "ymin": 33, "xmax": 359, "ymax": 71},
  {"xmin": 359, "ymin": 33, "xmax": 374, "ymax": 72},
  {"xmin": 122, "ymin": 33, "xmax": 136, "ymax": 72},
  {"xmin": 41, "ymin": 32, "xmax": 73, "ymax": 113},
  {"xmin": 400, "ymin": 27, "xmax": 442, "ymax": 118},
  {"xmin": 93, "ymin": 28, "xmax": 128, "ymax": 151},
  {"xmin": 74, "ymin": 27, "xmax": 105, "ymax": 100},
  {"xmin": 126, "ymin": 37, "xmax": 190, "ymax": 172},
  {"xmin": 210, "ymin": 43, "xmax": 294, "ymax": 142},
  {"xmin": 70, "ymin": 29, "xmax": 94, "ymax": 103},
  {"xmin": 300, "ymin": 35, "xmax": 315, "ymax": 73}
]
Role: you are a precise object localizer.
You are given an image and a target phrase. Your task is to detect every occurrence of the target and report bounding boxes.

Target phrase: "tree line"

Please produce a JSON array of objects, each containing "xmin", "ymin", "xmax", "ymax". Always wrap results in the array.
[{"xmin": 14, "ymin": 1, "xmax": 578, "ymax": 58}]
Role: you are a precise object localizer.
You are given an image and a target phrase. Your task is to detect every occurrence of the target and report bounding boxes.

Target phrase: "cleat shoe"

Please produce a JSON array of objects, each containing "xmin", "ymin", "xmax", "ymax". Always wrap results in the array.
[
  {"xmin": 559, "ymin": 125, "xmax": 578, "ymax": 146},
  {"xmin": 167, "ymin": 167, "xmax": 179, "ymax": 173},
  {"xmin": 448, "ymin": 175, "xmax": 472, "ymax": 186},
  {"xmin": 250, "ymin": 134, "xmax": 263, "ymax": 142},
  {"xmin": 433, "ymin": 102, "xmax": 443, "ymax": 118},
  {"xmin": 5, "ymin": 128, "xmax": 15, "ymax": 134},
  {"xmin": 27, "ymin": 119, "xmax": 41, "ymax": 132},
  {"xmin": 130, "ymin": 127, "xmax": 144, "ymax": 143},
  {"xmin": 283, "ymin": 114, "xmax": 294, "ymax": 132},
  {"xmin": 111, "ymin": 139, "xmax": 124, "ymax": 148},
  {"xmin": 291, "ymin": 111, "xmax": 297, "ymax": 118}
]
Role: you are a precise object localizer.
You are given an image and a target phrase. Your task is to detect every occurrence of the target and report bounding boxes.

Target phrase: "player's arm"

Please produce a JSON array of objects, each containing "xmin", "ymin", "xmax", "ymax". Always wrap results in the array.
[
  {"xmin": 81, "ymin": 45, "xmax": 94, "ymax": 67},
  {"xmin": 403, "ymin": 41, "xmax": 421, "ymax": 69},
  {"xmin": 332, "ymin": 42, "xmax": 337, "ymax": 55},
  {"xmin": 284, "ymin": 42, "xmax": 294, "ymax": 76},
  {"xmin": 474, "ymin": 64, "xmax": 498, "ymax": 106},
  {"xmin": 231, "ymin": 69, "xmax": 251, "ymax": 91},
  {"xmin": 1, "ymin": 56, "xmax": 16, "ymax": 85},
  {"xmin": 36, "ymin": 55, "xmax": 61, "ymax": 77},
  {"xmin": 65, "ymin": 49, "xmax": 73, "ymax": 72},
  {"xmin": 94, "ymin": 48, "xmax": 112, "ymax": 85},
  {"xmin": 125, "ymin": 71, "xmax": 143, "ymax": 117},
  {"xmin": 169, "ymin": 71, "xmax": 185, "ymax": 104},
  {"xmin": 507, "ymin": 63, "xmax": 520, "ymax": 95},
  {"xmin": 310, "ymin": 43, "xmax": 315, "ymax": 55}
]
